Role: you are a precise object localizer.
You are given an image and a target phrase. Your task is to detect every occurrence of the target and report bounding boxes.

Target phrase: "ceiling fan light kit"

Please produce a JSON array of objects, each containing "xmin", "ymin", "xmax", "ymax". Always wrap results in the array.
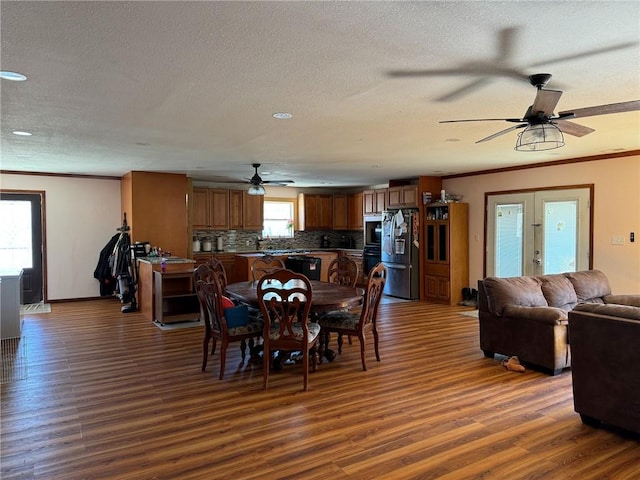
[
  {"xmin": 247, "ymin": 184, "xmax": 266, "ymax": 196},
  {"xmin": 515, "ymin": 123, "xmax": 565, "ymax": 151}
]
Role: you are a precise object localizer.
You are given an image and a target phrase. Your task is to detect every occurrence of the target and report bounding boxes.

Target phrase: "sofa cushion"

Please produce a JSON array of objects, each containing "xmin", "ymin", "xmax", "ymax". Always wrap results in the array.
[
  {"xmin": 572, "ymin": 302, "xmax": 640, "ymax": 320},
  {"xmin": 483, "ymin": 276, "xmax": 547, "ymax": 315},
  {"xmin": 538, "ymin": 274, "xmax": 578, "ymax": 311},
  {"xmin": 604, "ymin": 294, "xmax": 640, "ymax": 307},
  {"xmin": 565, "ymin": 270, "xmax": 611, "ymax": 302}
]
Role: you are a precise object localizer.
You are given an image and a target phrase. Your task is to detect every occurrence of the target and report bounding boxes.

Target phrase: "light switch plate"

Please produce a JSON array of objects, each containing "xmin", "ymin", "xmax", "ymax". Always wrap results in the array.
[{"xmin": 611, "ymin": 235, "xmax": 625, "ymax": 245}]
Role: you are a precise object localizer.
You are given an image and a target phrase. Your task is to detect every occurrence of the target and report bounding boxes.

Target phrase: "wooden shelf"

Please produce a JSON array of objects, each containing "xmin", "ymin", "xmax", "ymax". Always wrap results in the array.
[{"xmin": 153, "ymin": 271, "xmax": 199, "ymax": 325}]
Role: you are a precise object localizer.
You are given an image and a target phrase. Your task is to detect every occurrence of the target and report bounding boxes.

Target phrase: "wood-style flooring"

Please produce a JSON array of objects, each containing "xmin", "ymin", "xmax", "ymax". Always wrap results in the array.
[{"xmin": 1, "ymin": 299, "xmax": 638, "ymax": 479}]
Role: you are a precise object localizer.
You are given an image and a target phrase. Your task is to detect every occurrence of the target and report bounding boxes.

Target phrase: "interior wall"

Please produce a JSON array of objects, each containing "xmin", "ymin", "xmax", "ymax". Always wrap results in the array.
[
  {"xmin": 1, "ymin": 173, "xmax": 122, "ymax": 300},
  {"xmin": 443, "ymin": 154, "xmax": 640, "ymax": 294}
]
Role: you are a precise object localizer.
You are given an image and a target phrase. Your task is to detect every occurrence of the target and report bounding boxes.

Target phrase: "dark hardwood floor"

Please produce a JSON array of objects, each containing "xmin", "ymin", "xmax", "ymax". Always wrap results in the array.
[{"xmin": 1, "ymin": 298, "xmax": 638, "ymax": 479}]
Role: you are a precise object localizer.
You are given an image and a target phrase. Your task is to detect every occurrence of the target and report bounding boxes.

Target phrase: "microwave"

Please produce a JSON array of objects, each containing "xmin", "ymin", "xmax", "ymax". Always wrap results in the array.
[{"xmin": 364, "ymin": 216, "xmax": 382, "ymax": 245}]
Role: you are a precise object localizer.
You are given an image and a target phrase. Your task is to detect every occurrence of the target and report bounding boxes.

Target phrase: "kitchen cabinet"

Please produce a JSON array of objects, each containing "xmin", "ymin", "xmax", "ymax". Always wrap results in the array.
[
  {"xmin": 332, "ymin": 194, "xmax": 349, "ymax": 230},
  {"xmin": 193, "ymin": 187, "xmax": 229, "ymax": 230},
  {"xmin": 235, "ymin": 251, "xmax": 338, "ymax": 282},
  {"xmin": 387, "ymin": 185, "xmax": 418, "ymax": 208},
  {"xmin": 302, "ymin": 194, "xmax": 332, "ymax": 230},
  {"xmin": 363, "ymin": 189, "xmax": 387, "ymax": 215},
  {"xmin": 348, "ymin": 192, "xmax": 364, "ymax": 230},
  {"xmin": 242, "ymin": 192, "xmax": 264, "ymax": 230},
  {"xmin": 229, "ymin": 190, "xmax": 243, "ymax": 230},
  {"xmin": 153, "ymin": 270, "xmax": 200, "ymax": 325},
  {"xmin": 121, "ymin": 171, "xmax": 188, "ymax": 257},
  {"xmin": 1, "ymin": 270, "xmax": 23, "ymax": 339},
  {"xmin": 423, "ymin": 202, "xmax": 468, "ymax": 305}
]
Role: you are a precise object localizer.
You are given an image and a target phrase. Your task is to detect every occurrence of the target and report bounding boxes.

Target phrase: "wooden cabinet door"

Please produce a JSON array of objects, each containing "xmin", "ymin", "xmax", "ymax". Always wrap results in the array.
[
  {"xmin": 318, "ymin": 195, "xmax": 333, "ymax": 229},
  {"xmin": 374, "ymin": 189, "xmax": 387, "ymax": 213},
  {"xmin": 209, "ymin": 189, "xmax": 229, "ymax": 230},
  {"xmin": 304, "ymin": 195, "xmax": 319, "ymax": 229},
  {"xmin": 402, "ymin": 185, "xmax": 418, "ymax": 207},
  {"xmin": 387, "ymin": 187, "xmax": 402, "ymax": 208},
  {"xmin": 243, "ymin": 192, "xmax": 264, "ymax": 230},
  {"xmin": 229, "ymin": 190, "xmax": 243, "ymax": 230},
  {"xmin": 348, "ymin": 192, "xmax": 363, "ymax": 230},
  {"xmin": 193, "ymin": 188, "xmax": 211, "ymax": 228},
  {"xmin": 363, "ymin": 190, "xmax": 375, "ymax": 215},
  {"xmin": 332, "ymin": 194, "xmax": 349, "ymax": 230}
]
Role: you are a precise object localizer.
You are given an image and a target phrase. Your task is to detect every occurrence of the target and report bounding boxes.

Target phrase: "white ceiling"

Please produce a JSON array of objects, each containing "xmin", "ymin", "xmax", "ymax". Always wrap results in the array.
[{"xmin": 1, "ymin": 1, "xmax": 639, "ymax": 188}]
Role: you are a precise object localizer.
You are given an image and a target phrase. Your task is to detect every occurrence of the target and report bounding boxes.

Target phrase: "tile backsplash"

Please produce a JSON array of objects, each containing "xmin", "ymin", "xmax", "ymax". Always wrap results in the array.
[{"xmin": 193, "ymin": 229, "xmax": 363, "ymax": 252}]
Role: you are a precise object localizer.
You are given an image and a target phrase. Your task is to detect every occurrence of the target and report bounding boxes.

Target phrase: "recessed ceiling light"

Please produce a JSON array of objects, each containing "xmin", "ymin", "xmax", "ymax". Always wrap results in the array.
[
  {"xmin": 1, "ymin": 71, "xmax": 27, "ymax": 81},
  {"xmin": 445, "ymin": 138, "xmax": 461, "ymax": 142},
  {"xmin": 272, "ymin": 112, "xmax": 293, "ymax": 119},
  {"xmin": 12, "ymin": 131, "xmax": 32, "ymax": 136}
]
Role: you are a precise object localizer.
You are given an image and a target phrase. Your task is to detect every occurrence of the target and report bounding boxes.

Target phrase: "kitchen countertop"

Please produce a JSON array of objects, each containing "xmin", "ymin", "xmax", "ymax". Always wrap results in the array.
[
  {"xmin": 137, "ymin": 257, "xmax": 195, "ymax": 264},
  {"xmin": 193, "ymin": 248, "xmax": 363, "ymax": 256}
]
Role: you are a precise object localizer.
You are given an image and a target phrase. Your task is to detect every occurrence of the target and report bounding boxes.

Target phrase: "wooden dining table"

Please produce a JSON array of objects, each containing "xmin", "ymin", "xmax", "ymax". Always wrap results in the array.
[{"xmin": 225, "ymin": 279, "xmax": 364, "ymax": 314}]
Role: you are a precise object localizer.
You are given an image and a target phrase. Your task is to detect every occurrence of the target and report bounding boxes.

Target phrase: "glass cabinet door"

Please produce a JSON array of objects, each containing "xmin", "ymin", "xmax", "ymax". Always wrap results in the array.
[
  {"xmin": 437, "ymin": 223, "xmax": 449, "ymax": 263},
  {"xmin": 425, "ymin": 223, "xmax": 436, "ymax": 261}
]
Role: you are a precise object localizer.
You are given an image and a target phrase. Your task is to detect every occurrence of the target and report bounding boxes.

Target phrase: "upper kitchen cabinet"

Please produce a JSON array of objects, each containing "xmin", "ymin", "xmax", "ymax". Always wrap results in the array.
[
  {"xmin": 242, "ymin": 191, "xmax": 264, "ymax": 230},
  {"xmin": 332, "ymin": 194, "xmax": 349, "ymax": 230},
  {"xmin": 387, "ymin": 185, "xmax": 419, "ymax": 208},
  {"xmin": 348, "ymin": 192, "xmax": 363, "ymax": 230},
  {"xmin": 299, "ymin": 193, "xmax": 332, "ymax": 230},
  {"xmin": 121, "ymin": 171, "xmax": 188, "ymax": 257},
  {"xmin": 363, "ymin": 188, "xmax": 387, "ymax": 215},
  {"xmin": 193, "ymin": 187, "xmax": 229, "ymax": 230}
]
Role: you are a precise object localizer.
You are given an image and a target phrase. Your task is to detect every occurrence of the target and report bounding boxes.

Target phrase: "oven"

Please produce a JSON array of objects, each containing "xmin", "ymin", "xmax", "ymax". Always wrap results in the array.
[
  {"xmin": 364, "ymin": 215, "xmax": 382, "ymax": 246},
  {"xmin": 363, "ymin": 244, "xmax": 382, "ymax": 275}
]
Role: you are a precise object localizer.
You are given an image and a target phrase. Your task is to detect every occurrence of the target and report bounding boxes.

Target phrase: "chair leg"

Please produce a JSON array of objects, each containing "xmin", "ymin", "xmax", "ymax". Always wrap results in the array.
[
  {"xmin": 240, "ymin": 339, "xmax": 247, "ymax": 361},
  {"xmin": 311, "ymin": 343, "xmax": 319, "ymax": 372},
  {"xmin": 337, "ymin": 333, "xmax": 344, "ymax": 354},
  {"xmin": 303, "ymin": 346, "xmax": 310, "ymax": 391},
  {"xmin": 202, "ymin": 332, "xmax": 211, "ymax": 372},
  {"xmin": 219, "ymin": 342, "xmax": 228, "ymax": 380},
  {"xmin": 373, "ymin": 327, "xmax": 380, "ymax": 362},
  {"xmin": 211, "ymin": 338, "xmax": 217, "ymax": 356},
  {"xmin": 359, "ymin": 333, "xmax": 367, "ymax": 371},
  {"xmin": 263, "ymin": 344, "xmax": 270, "ymax": 390}
]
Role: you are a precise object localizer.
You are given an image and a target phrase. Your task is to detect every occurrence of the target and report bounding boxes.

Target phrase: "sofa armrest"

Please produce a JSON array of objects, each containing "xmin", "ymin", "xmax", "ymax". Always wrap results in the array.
[
  {"xmin": 502, "ymin": 305, "xmax": 568, "ymax": 325},
  {"xmin": 573, "ymin": 302, "xmax": 640, "ymax": 320},
  {"xmin": 604, "ymin": 294, "xmax": 640, "ymax": 307}
]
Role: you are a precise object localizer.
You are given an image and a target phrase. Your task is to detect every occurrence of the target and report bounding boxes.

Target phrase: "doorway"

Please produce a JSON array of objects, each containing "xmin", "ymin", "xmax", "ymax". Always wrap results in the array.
[
  {"xmin": 0, "ymin": 191, "xmax": 46, "ymax": 303},
  {"xmin": 485, "ymin": 186, "xmax": 592, "ymax": 277}
]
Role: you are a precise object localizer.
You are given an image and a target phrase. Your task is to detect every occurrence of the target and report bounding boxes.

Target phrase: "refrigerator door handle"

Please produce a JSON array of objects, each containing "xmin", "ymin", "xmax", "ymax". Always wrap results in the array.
[{"xmin": 385, "ymin": 263, "xmax": 407, "ymax": 270}]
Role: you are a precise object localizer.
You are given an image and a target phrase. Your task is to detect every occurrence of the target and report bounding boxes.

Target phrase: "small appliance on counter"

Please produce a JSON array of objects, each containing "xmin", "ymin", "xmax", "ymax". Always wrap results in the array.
[
  {"xmin": 201, "ymin": 237, "xmax": 213, "ymax": 252},
  {"xmin": 192, "ymin": 236, "xmax": 201, "ymax": 253},
  {"xmin": 320, "ymin": 235, "xmax": 331, "ymax": 248},
  {"xmin": 131, "ymin": 241, "xmax": 151, "ymax": 258}
]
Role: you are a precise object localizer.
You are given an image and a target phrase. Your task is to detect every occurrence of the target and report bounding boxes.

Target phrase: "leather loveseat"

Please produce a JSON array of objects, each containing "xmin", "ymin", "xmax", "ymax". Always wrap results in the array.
[
  {"xmin": 569, "ymin": 302, "xmax": 640, "ymax": 434},
  {"xmin": 477, "ymin": 270, "xmax": 638, "ymax": 375}
]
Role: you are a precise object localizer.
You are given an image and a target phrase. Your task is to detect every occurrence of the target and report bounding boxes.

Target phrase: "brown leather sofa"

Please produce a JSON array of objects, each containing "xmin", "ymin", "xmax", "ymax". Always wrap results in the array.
[
  {"xmin": 477, "ymin": 270, "xmax": 639, "ymax": 375},
  {"xmin": 568, "ymin": 303, "xmax": 640, "ymax": 434}
]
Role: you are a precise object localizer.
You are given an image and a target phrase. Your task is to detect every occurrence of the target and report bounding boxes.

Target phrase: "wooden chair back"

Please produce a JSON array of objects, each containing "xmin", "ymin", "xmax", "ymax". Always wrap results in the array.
[
  {"xmin": 251, "ymin": 254, "xmax": 285, "ymax": 281},
  {"xmin": 327, "ymin": 255, "xmax": 359, "ymax": 287},
  {"xmin": 205, "ymin": 257, "xmax": 228, "ymax": 290}
]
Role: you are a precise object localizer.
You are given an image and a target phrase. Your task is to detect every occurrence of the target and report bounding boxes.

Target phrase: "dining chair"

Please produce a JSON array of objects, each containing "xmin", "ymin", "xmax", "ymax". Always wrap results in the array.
[
  {"xmin": 194, "ymin": 268, "xmax": 263, "ymax": 379},
  {"xmin": 327, "ymin": 255, "xmax": 360, "ymax": 287},
  {"xmin": 257, "ymin": 269, "xmax": 320, "ymax": 391},
  {"xmin": 205, "ymin": 257, "xmax": 228, "ymax": 290},
  {"xmin": 251, "ymin": 254, "xmax": 285, "ymax": 281},
  {"xmin": 318, "ymin": 262, "xmax": 387, "ymax": 371}
]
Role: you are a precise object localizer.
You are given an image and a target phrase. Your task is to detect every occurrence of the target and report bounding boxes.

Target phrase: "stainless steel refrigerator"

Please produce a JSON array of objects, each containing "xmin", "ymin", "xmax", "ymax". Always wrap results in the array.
[{"xmin": 381, "ymin": 209, "xmax": 420, "ymax": 300}]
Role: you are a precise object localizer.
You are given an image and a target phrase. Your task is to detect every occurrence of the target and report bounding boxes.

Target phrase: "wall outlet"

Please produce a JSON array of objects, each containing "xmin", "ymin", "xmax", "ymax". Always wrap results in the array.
[{"xmin": 611, "ymin": 235, "xmax": 625, "ymax": 245}]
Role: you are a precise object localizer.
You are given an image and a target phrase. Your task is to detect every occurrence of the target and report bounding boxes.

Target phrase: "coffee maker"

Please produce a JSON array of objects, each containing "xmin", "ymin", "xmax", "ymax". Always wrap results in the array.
[{"xmin": 320, "ymin": 235, "xmax": 331, "ymax": 248}]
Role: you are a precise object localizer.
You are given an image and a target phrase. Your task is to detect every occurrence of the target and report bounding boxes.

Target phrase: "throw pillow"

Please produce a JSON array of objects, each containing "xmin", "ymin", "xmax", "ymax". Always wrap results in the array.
[{"xmin": 224, "ymin": 304, "xmax": 250, "ymax": 328}]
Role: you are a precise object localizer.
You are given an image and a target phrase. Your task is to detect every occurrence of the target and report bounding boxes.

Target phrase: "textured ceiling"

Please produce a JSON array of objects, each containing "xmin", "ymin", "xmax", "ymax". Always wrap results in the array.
[{"xmin": 1, "ymin": 1, "xmax": 639, "ymax": 188}]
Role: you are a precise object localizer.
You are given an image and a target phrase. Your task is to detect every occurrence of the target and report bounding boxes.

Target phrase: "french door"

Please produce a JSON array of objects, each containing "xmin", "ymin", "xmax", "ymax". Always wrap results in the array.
[
  {"xmin": 0, "ymin": 192, "xmax": 45, "ymax": 303},
  {"xmin": 486, "ymin": 187, "xmax": 592, "ymax": 277}
]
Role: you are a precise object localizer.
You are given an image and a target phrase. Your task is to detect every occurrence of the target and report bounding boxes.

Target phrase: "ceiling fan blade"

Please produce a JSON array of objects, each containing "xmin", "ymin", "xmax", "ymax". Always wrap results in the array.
[
  {"xmin": 440, "ymin": 117, "xmax": 523, "ymax": 123},
  {"xmin": 476, "ymin": 124, "xmax": 528, "ymax": 143},
  {"xmin": 528, "ymin": 41, "xmax": 639, "ymax": 68},
  {"xmin": 559, "ymin": 100, "xmax": 640, "ymax": 119},
  {"xmin": 554, "ymin": 120, "xmax": 595, "ymax": 137},
  {"xmin": 531, "ymin": 89, "xmax": 562, "ymax": 116},
  {"xmin": 262, "ymin": 179, "xmax": 294, "ymax": 184},
  {"xmin": 435, "ymin": 77, "xmax": 494, "ymax": 102},
  {"xmin": 497, "ymin": 27, "xmax": 518, "ymax": 61}
]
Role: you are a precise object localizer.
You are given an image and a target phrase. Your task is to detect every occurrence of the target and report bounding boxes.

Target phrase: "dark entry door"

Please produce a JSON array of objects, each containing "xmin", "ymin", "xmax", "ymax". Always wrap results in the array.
[{"xmin": 0, "ymin": 192, "xmax": 44, "ymax": 303}]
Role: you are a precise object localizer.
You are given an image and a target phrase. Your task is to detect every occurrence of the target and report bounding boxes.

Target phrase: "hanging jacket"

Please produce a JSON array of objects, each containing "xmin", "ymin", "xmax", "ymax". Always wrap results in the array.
[{"xmin": 94, "ymin": 233, "xmax": 119, "ymax": 296}]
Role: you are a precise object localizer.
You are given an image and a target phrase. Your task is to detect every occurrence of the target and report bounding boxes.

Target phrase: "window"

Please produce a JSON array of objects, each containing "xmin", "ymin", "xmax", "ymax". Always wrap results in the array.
[{"xmin": 262, "ymin": 199, "xmax": 295, "ymax": 238}]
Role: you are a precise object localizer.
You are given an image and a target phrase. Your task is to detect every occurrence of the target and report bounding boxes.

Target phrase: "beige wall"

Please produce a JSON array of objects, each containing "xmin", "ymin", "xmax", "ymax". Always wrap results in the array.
[
  {"xmin": 1, "ymin": 173, "xmax": 122, "ymax": 300},
  {"xmin": 443, "ymin": 154, "xmax": 640, "ymax": 294}
]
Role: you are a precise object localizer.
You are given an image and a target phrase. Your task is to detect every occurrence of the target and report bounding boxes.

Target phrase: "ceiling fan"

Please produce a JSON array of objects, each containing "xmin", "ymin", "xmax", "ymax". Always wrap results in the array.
[
  {"xmin": 387, "ymin": 27, "xmax": 638, "ymax": 102},
  {"xmin": 439, "ymin": 73, "xmax": 640, "ymax": 148},
  {"xmin": 245, "ymin": 163, "xmax": 294, "ymax": 187}
]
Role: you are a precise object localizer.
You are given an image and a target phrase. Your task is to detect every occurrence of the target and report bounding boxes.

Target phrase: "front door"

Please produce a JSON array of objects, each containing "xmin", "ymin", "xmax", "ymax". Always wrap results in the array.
[
  {"xmin": 486, "ymin": 187, "xmax": 592, "ymax": 277},
  {"xmin": 0, "ymin": 192, "xmax": 45, "ymax": 303}
]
